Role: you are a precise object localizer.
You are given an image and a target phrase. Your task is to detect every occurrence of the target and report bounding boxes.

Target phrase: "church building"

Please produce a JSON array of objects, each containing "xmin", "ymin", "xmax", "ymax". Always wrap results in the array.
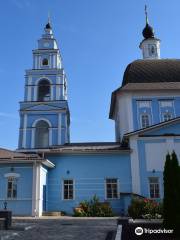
[{"xmin": 1, "ymin": 11, "xmax": 180, "ymax": 216}]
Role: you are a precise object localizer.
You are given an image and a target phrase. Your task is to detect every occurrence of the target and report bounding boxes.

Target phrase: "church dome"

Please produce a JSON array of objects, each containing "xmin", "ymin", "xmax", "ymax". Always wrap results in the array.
[
  {"xmin": 122, "ymin": 59, "xmax": 180, "ymax": 86},
  {"xmin": 142, "ymin": 23, "xmax": 154, "ymax": 39},
  {"xmin": 45, "ymin": 22, "xmax": 51, "ymax": 29}
]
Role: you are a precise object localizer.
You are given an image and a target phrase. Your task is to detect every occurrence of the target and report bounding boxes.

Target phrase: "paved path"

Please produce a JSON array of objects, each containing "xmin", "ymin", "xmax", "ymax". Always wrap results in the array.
[{"xmin": 0, "ymin": 218, "xmax": 117, "ymax": 240}]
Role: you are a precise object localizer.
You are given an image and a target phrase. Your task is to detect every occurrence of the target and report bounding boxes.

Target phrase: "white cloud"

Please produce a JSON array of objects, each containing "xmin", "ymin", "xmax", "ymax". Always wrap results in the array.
[
  {"xmin": 0, "ymin": 112, "xmax": 18, "ymax": 119},
  {"xmin": 11, "ymin": 0, "xmax": 30, "ymax": 9}
]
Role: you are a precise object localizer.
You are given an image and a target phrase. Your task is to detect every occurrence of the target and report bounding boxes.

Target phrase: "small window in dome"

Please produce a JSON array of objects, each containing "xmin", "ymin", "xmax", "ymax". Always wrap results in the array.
[
  {"xmin": 148, "ymin": 44, "xmax": 156, "ymax": 56},
  {"xmin": 42, "ymin": 58, "xmax": 49, "ymax": 66}
]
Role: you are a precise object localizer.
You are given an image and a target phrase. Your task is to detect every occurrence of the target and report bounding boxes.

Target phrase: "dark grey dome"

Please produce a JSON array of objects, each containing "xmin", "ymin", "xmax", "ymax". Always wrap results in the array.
[
  {"xmin": 122, "ymin": 59, "xmax": 180, "ymax": 86},
  {"xmin": 142, "ymin": 23, "xmax": 154, "ymax": 39},
  {"xmin": 45, "ymin": 22, "xmax": 51, "ymax": 29}
]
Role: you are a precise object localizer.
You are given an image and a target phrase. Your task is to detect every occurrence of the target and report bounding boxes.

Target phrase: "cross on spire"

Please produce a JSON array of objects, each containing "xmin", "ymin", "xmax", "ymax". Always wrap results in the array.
[{"xmin": 145, "ymin": 5, "xmax": 149, "ymax": 25}]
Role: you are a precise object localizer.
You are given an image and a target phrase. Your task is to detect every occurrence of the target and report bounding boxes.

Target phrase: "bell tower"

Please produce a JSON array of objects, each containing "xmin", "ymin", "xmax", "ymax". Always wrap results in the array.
[
  {"xmin": 18, "ymin": 19, "xmax": 70, "ymax": 150},
  {"xmin": 139, "ymin": 5, "xmax": 160, "ymax": 60}
]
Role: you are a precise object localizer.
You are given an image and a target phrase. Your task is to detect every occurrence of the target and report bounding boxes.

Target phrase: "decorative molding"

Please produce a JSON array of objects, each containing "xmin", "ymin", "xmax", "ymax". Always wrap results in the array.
[{"xmin": 4, "ymin": 173, "xmax": 20, "ymax": 178}]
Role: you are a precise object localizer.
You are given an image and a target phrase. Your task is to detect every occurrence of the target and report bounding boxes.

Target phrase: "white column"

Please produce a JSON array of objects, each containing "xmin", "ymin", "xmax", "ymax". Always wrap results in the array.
[
  {"xmin": 129, "ymin": 136, "xmax": 141, "ymax": 195},
  {"xmin": 27, "ymin": 86, "xmax": 32, "ymax": 101},
  {"xmin": 65, "ymin": 115, "xmax": 68, "ymax": 143},
  {"xmin": 58, "ymin": 113, "xmax": 62, "ymax": 145},
  {"xmin": 34, "ymin": 86, "xmax": 37, "ymax": 101},
  {"xmin": 56, "ymin": 85, "xmax": 60, "ymax": 100},
  {"xmin": 50, "ymin": 85, "xmax": 54, "ymax": 101},
  {"xmin": 38, "ymin": 56, "xmax": 41, "ymax": 69},
  {"xmin": 49, "ymin": 54, "xmax": 52, "ymax": 68},
  {"xmin": 35, "ymin": 56, "xmax": 38, "ymax": 69},
  {"xmin": 22, "ymin": 114, "xmax": 27, "ymax": 148},
  {"xmin": 31, "ymin": 128, "xmax": 35, "ymax": 148},
  {"xmin": 53, "ymin": 55, "xmax": 56, "ymax": 68},
  {"xmin": 49, "ymin": 128, "xmax": 53, "ymax": 146},
  {"xmin": 31, "ymin": 162, "xmax": 41, "ymax": 217}
]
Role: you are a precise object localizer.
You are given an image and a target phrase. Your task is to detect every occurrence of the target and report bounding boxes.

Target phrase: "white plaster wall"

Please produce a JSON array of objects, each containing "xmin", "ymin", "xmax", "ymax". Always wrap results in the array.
[
  {"xmin": 145, "ymin": 142, "xmax": 167, "ymax": 171},
  {"xmin": 129, "ymin": 136, "xmax": 141, "ymax": 195},
  {"xmin": 145, "ymin": 138, "xmax": 180, "ymax": 172},
  {"xmin": 115, "ymin": 93, "xmax": 133, "ymax": 140}
]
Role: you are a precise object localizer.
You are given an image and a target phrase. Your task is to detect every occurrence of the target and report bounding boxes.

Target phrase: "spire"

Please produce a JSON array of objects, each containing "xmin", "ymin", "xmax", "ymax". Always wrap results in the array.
[
  {"xmin": 139, "ymin": 5, "xmax": 161, "ymax": 59},
  {"xmin": 145, "ymin": 5, "xmax": 148, "ymax": 25},
  {"xmin": 142, "ymin": 5, "xmax": 154, "ymax": 39},
  {"xmin": 45, "ymin": 12, "xmax": 52, "ymax": 30}
]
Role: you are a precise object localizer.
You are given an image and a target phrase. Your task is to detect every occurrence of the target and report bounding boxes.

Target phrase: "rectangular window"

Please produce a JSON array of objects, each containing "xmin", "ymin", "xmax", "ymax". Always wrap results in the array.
[
  {"xmin": 7, "ymin": 177, "xmax": 17, "ymax": 199},
  {"xmin": 163, "ymin": 112, "xmax": 172, "ymax": 122},
  {"xmin": 63, "ymin": 179, "xmax": 74, "ymax": 200},
  {"xmin": 149, "ymin": 177, "xmax": 160, "ymax": 199},
  {"xmin": 106, "ymin": 178, "xmax": 118, "ymax": 199},
  {"xmin": 141, "ymin": 114, "xmax": 150, "ymax": 128}
]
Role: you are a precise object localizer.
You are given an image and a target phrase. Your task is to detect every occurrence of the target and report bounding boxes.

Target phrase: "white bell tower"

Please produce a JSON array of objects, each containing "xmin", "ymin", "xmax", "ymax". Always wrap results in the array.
[{"xmin": 139, "ymin": 5, "xmax": 160, "ymax": 60}]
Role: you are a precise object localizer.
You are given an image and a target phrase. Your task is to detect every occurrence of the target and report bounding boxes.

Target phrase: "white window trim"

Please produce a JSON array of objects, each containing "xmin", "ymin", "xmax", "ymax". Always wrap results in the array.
[
  {"xmin": 105, "ymin": 178, "xmax": 120, "ymax": 200},
  {"xmin": 31, "ymin": 118, "xmax": 52, "ymax": 148},
  {"xmin": 140, "ymin": 113, "xmax": 151, "ymax": 129},
  {"xmin": 62, "ymin": 179, "xmax": 75, "ymax": 201},
  {"xmin": 148, "ymin": 177, "xmax": 160, "ymax": 199},
  {"xmin": 7, "ymin": 177, "xmax": 18, "ymax": 199},
  {"xmin": 163, "ymin": 112, "xmax": 172, "ymax": 122}
]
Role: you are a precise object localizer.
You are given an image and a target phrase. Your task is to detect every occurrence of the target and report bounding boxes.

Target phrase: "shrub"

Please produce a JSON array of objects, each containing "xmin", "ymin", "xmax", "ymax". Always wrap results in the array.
[
  {"xmin": 128, "ymin": 197, "xmax": 163, "ymax": 219},
  {"xmin": 74, "ymin": 195, "xmax": 113, "ymax": 217},
  {"xmin": 128, "ymin": 198, "xmax": 146, "ymax": 219}
]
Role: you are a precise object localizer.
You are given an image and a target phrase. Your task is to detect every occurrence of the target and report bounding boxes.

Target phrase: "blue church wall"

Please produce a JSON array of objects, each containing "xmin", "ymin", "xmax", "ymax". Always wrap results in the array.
[
  {"xmin": 132, "ymin": 97, "xmax": 179, "ymax": 131},
  {"xmin": 26, "ymin": 114, "xmax": 58, "ymax": 127},
  {"xmin": 0, "ymin": 163, "xmax": 33, "ymax": 215},
  {"xmin": 143, "ymin": 121, "xmax": 180, "ymax": 136},
  {"xmin": 46, "ymin": 153, "xmax": 131, "ymax": 215}
]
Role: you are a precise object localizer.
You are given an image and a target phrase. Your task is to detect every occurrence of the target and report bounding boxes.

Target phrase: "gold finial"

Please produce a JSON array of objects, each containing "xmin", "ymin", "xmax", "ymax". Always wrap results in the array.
[{"xmin": 145, "ymin": 5, "xmax": 149, "ymax": 24}]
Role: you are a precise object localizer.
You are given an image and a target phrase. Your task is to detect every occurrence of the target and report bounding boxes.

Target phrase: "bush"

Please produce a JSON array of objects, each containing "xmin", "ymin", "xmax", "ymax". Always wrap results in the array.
[
  {"xmin": 74, "ymin": 195, "xmax": 113, "ymax": 217},
  {"xmin": 128, "ymin": 197, "xmax": 163, "ymax": 219}
]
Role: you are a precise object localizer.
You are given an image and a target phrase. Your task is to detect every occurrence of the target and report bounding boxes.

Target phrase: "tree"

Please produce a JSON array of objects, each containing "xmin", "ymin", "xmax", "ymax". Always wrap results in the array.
[
  {"xmin": 163, "ymin": 151, "xmax": 180, "ymax": 236},
  {"xmin": 171, "ymin": 151, "xmax": 180, "ymax": 235},
  {"xmin": 163, "ymin": 152, "xmax": 172, "ymax": 227}
]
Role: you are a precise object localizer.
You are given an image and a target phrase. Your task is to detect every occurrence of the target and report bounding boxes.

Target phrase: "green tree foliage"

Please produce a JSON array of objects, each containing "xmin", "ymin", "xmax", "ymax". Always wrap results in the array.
[{"xmin": 163, "ymin": 151, "xmax": 180, "ymax": 236}]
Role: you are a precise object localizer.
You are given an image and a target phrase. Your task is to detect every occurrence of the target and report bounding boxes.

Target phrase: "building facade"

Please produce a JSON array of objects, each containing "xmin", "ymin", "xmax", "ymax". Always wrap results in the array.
[{"xmin": 0, "ymin": 14, "xmax": 180, "ymax": 216}]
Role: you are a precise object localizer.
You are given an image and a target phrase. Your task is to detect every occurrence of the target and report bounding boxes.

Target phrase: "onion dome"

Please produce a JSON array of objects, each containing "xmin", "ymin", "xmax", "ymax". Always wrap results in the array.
[
  {"xmin": 142, "ymin": 23, "xmax": 154, "ymax": 39},
  {"xmin": 45, "ymin": 22, "xmax": 51, "ymax": 29},
  {"xmin": 142, "ymin": 5, "xmax": 154, "ymax": 39}
]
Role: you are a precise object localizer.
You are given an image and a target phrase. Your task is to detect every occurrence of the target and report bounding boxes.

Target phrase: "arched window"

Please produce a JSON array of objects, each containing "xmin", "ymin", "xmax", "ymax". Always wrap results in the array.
[
  {"xmin": 42, "ymin": 58, "xmax": 49, "ymax": 66},
  {"xmin": 141, "ymin": 114, "xmax": 150, "ymax": 128},
  {"xmin": 163, "ymin": 112, "xmax": 172, "ymax": 122},
  {"xmin": 35, "ymin": 120, "xmax": 49, "ymax": 148},
  {"xmin": 38, "ymin": 79, "xmax": 50, "ymax": 101}
]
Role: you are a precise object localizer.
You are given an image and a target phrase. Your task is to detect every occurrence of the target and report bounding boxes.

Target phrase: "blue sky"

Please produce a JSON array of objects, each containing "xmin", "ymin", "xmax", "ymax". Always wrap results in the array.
[{"xmin": 0, "ymin": 0, "xmax": 180, "ymax": 149}]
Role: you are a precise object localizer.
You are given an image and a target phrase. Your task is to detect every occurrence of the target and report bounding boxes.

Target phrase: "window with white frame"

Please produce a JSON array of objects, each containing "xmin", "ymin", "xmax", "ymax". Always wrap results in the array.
[
  {"xmin": 141, "ymin": 114, "xmax": 150, "ymax": 128},
  {"xmin": 163, "ymin": 112, "xmax": 172, "ymax": 122},
  {"xmin": 106, "ymin": 178, "xmax": 118, "ymax": 199},
  {"xmin": 63, "ymin": 179, "xmax": 74, "ymax": 200},
  {"xmin": 7, "ymin": 177, "xmax": 17, "ymax": 199},
  {"xmin": 149, "ymin": 177, "xmax": 160, "ymax": 199}
]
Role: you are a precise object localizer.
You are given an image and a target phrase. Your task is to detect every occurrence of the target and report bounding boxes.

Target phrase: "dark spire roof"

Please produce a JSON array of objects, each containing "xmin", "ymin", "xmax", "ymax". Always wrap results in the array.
[
  {"xmin": 45, "ymin": 22, "xmax": 51, "ymax": 29},
  {"xmin": 45, "ymin": 13, "xmax": 52, "ymax": 29},
  {"xmin": 142, "ymin": 24, "xmax": 154, "ymax": 39},
  {"xmin": 122, "ymin": 59, "xmax": 180, "ymax": 86},
  {"xmin": 142, "ymin": 5, "xmax": 154, "ymax": 39}
]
